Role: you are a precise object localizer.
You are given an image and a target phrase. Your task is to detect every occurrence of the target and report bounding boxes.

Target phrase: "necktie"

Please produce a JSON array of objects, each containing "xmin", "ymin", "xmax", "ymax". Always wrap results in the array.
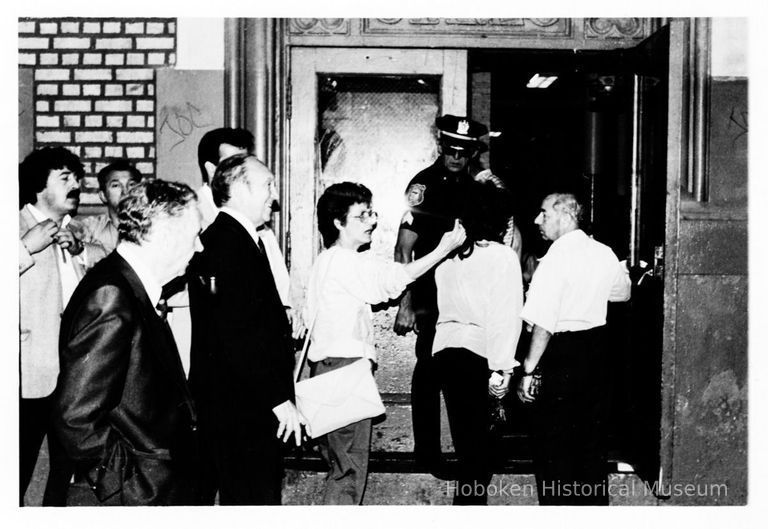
[{"xmin": 257, "ymin": 236, "xmax": 267, "ymax": 256}]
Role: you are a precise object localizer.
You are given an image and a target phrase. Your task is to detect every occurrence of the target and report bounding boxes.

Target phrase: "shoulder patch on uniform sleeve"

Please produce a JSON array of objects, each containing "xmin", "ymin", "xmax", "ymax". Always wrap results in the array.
[{"xmin": 405, "ymin": 184, "xmax": 426, "ymax": 207}]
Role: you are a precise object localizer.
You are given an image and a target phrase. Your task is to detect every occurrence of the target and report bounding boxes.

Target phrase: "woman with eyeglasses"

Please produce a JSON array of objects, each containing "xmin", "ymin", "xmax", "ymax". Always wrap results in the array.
[{"xmin": 303, "ymin": 181, "xmax": 466, "ymax": 504}]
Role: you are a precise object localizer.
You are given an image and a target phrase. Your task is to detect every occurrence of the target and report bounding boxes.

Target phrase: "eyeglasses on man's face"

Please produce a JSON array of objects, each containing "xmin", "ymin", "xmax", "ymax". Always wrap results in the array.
[{"xmin": 350, "ymin": 209, "xmax": 378, "ymax": 222}]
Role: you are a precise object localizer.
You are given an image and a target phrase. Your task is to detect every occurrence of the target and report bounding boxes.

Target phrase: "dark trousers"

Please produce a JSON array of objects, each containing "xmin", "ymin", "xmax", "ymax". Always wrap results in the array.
[
  {"xmin": 188, "ymin": 412, "xmax": 219, "ymax": 506},
  {"xmin": 435, "ymin": 348, "xmax": 492, "ymax": 505},
  {"xmin": 213, "ymin": 417, "xmax": 284, "ymax": 505},
  {"xmin": 533, "ymin": 327, "xmax": 609, "ymax": 506},
  {"xmin": 411, "ymin": 315, "xmax": 443, "ymax": 464},
  {"xmin": 313, "ymin": 357, "xmax": 372, "ymax": 505},
  {"xmin": 20, "ymin": 395, "xmax": 74, "ymax": 506}
]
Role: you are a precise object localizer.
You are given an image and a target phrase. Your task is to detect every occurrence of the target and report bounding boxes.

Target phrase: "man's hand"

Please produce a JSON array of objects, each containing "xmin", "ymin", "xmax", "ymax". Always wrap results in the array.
[
  {"xmin": 272, "ymin": 400, "xmax": 309, "ymax": 446},
  {"xmin": 54, "ymin": 227, "xmax": 84, "ymax": 255},
  {"xmin": 517, "ymin": 375, "xmax": 536, "ymax": 404},
  {"xmin": 21, "ymin": 219, "xmax": 58, "ymax": 254},
  {"xmin": 287, "ymin": 307, "xmax": 306, "ymax": 339},
  {"xmin": 489, "ymin": 372, "xmax": 512, "ymax": 399},
  {"xmin": 394, "ymin": 302, "xmax": 416, "ymax": 335}
]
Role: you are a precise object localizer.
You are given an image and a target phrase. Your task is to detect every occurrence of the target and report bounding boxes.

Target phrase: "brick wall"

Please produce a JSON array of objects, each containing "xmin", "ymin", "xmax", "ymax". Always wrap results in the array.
[{"xmin": 18, "ymin": 18, "xmax": 176, "ymax": 203}]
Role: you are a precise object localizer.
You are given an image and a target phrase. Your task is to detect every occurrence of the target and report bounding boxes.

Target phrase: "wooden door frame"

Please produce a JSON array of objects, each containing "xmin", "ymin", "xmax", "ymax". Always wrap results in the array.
[{"xmin": 286, "ymin": 47, "xmax": 467, "ymax": 298}]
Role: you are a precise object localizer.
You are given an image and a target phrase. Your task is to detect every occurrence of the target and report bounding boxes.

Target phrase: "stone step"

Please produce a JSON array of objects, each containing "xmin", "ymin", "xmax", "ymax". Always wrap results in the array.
[{"xmin": 283, "ymin": 470, "xmax": 658, "ymax": 506}]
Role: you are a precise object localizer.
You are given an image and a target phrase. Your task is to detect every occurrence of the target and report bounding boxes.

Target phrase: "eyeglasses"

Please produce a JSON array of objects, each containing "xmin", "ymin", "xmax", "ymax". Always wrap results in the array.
[
  {"xmin": 441, "ymin": 144, "xmax": 475, "ymax": 159},
  {"xmin": 350, "ymin": 210, "xmax": 378, "ymax": 222}
]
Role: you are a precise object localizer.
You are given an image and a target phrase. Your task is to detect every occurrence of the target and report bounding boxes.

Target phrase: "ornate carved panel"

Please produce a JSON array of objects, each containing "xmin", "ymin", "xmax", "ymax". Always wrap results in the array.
[
  {"xmin": 362, "ymin": 18, "xmax": 571, "ymax": 37},
  {"xmin": 585, "ymin": 18, "xmax": 646, "ymax": 40},
  {"xmin": 288, "ymin": 18, "xmax": 350, "ymax": 36}
]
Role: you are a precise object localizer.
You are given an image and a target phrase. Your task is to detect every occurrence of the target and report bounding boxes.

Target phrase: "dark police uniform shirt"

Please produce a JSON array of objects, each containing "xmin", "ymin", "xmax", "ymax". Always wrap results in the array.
[{"xmin": 402, "ymin": 160, "xmax": 471, "ymax": 317}]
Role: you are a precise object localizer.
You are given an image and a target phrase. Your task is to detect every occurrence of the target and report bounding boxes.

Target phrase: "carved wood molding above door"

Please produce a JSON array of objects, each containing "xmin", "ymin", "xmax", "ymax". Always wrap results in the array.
[
  {"xmin": 285, "ymin": 18, "xmax": 660, "ymax": 49},
  {"xmin": 361, "ymin": 18, "xmax": 572, "ymax": 37},
  {"xmin": 584, "ymin": 18, "xmax": 648, "ymax": 39}
]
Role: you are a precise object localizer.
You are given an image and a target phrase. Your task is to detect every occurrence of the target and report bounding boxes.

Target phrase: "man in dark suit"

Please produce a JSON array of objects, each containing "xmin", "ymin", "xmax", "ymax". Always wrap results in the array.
[
  {"xmin": 52, "ymin": 179, "xmax": 203, "ymax": 505},
  {"xmin": 188, "ymin": 154, "xmax": 305, "ymax": 505}
]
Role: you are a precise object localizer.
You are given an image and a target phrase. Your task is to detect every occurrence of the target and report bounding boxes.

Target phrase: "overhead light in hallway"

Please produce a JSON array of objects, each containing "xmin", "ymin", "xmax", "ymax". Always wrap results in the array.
[{"xmin": 527, "ymin": 73, "xmax": 558, "ymax": 89}]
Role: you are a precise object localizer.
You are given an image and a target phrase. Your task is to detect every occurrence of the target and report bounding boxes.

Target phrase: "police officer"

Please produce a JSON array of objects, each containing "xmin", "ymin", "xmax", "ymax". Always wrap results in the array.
[{"xmin": 394, "ymin": 114, "xmax": 488, "ymax": 478}]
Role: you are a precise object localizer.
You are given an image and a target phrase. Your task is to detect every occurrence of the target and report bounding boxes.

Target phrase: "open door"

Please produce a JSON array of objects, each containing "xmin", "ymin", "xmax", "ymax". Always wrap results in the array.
[{"xmin": 616, "ymin": 20, "xmax": 685, "ymax": 495}]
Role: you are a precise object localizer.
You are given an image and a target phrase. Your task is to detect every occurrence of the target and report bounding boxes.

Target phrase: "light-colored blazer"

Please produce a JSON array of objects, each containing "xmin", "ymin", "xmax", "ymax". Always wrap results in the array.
[{"xmin": 19, "ymin": 206, "xmax": 87, "ymax": 399}]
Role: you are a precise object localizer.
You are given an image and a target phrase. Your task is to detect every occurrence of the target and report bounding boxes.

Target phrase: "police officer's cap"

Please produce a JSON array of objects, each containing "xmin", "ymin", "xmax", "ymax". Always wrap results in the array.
[{"xmin": 436, "ymin": 115, "xmax": 488, "ymax": 153}]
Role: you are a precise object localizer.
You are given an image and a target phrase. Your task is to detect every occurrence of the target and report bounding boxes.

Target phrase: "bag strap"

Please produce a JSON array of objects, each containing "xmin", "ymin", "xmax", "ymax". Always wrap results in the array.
[
  {"xmin": 293, "ymin": 248, "xmax": 336, "ymax": 382},
  {"xmin": 293, "ymin": 308, "xmax": 318, "ymax": 382}
]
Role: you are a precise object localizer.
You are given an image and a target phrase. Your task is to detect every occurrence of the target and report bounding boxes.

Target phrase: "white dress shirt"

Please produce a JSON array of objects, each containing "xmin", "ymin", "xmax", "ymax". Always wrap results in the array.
[
  {"xmin": 432, "ymin": 242, "xmax": 523, "ymax": 373},
  {"xmin": 305, "ymin": 246, "xmax": 413, "ymax": 363},
  {"xmin": 116, "ymin": 242, "xmax": 163, "ymax": 313},
  {"xmin": 520, "ymin": 229, "xmax": 631, "ymax": 334},
  {"xmin": 27, "ymin": 204, "xmax": 85, "ymax": 308},
  {"xmin": 196, "ymin": 183, "xmax": 220, "ymax": 228}
]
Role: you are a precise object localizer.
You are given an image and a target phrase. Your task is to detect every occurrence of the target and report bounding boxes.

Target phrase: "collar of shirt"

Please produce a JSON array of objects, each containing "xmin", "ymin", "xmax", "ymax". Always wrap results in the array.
[
  {"xmin": 196, "ymin": 183, "xmax": 220, "ymax": 226},
  {"xmin": 26, "ymin": 203, "xmax": 71, "ymax": 228},
  {"xmin": 546, "ymin": 228, "xmax": 588, "ymax": 256},
  {"xmin": 219, "ymin": 207, "xmax": 262, "ymax": 248},
  {"xmin": 116, "ymin": 242, "xmax": 163, "ymax": 311}
]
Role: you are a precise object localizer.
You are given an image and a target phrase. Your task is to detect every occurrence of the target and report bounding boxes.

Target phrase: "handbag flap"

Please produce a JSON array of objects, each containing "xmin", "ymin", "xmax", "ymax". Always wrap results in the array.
[{"xmin": 295, "ymin": 359, "xmax": 378, "ymax": 407}]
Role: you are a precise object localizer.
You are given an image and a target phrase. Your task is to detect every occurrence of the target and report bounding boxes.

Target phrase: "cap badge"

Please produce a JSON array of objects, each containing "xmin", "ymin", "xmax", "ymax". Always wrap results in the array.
[{"xmin": 457, "ymin": 120, "xmax": 470, "ymax": 135}]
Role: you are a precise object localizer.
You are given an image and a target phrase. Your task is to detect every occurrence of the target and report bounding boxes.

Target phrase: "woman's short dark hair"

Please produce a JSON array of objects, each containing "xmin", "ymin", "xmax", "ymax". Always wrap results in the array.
[
  {"xmin": 456, "ymin": 180, "xmax": 514, "ymax": 259},
  {"xmin": 316, "ymin": 182, "xmax": 372, "ymax": 248},
  {"xmin": 19, "ymin": 147, "xmax": 84, "ymax": 208}
]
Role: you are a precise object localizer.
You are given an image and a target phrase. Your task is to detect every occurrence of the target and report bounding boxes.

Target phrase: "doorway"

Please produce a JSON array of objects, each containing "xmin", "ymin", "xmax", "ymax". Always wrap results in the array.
[
  {"xmin": 471, "ymin": 27, "xmax": 677, "ymax": 483},
  {"xmin": 285, "ymin": 23, "xmax": 683, "ymax": 484}
]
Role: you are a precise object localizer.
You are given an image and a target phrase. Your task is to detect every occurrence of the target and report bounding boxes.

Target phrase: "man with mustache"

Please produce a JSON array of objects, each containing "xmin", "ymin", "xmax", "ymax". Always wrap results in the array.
[
  {"xmin": 393, "ymin": 115, "xmax": 488, "ymax": 478},
  {"xmin": 18, "ymin": 146, "xmax": 98, "ymax": 505}
]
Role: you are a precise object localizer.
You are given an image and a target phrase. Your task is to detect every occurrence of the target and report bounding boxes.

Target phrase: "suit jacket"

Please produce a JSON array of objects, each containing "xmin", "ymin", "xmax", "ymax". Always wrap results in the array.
[
  {"xmin": 188, "ymin": 211, "xmax": 295, "ymax": 430},
  {"xmin": 53, "ymin": 252, "xmax": 197, "ymax": 505},
  {"xmin": 19, "ymin": 206, "xmax": 87, "ymax": 398}
]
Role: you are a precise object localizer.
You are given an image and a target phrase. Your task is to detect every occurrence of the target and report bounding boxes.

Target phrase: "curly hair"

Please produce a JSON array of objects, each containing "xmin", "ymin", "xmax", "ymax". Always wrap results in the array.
[
  {"xmin": 117, "ymin": 178, "xmax": 197, "ymax": 244},
  {"xmin": 316, "ymin": 182, "xmax": 372, "ymax": 248},
  {"xmin": 19, "ymin": 147, "xmax": 84, "ymax": 208}
]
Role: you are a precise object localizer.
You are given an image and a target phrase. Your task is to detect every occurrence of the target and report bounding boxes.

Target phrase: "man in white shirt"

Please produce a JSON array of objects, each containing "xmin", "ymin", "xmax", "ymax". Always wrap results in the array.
[
  {"xmin": 18, "ymin": 147, "xmax": 97, "ymax": 506},
  {"xmin": 517, "ymin": 193, "xmax": 631, "ymax": 505}
]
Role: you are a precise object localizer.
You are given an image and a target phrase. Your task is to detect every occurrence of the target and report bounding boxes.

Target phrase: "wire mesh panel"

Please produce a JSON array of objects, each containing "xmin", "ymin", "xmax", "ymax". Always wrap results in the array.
[{"xmin": 317, "ymin": 75, "xmax": 440, "ymax": 392}]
